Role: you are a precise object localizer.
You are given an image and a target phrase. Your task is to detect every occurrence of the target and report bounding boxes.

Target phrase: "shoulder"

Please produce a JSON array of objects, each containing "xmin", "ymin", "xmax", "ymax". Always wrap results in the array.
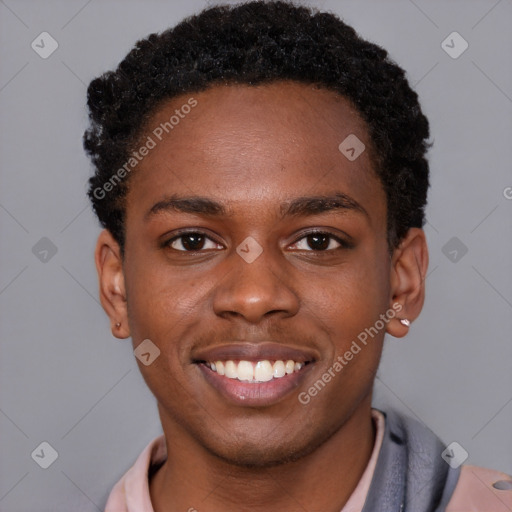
[{"xmin": 446, "ymin": 464, "xmax": 512, "ymax": 511}]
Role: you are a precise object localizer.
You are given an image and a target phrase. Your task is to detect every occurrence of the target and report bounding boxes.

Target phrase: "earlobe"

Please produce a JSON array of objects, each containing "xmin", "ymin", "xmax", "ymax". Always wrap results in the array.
[
  {"xmin": 386, "ymin": 228, "xmax": 429, "ymax": 338},
  {"xmin": 94, "ymin": 230, "xmax": 130, "ymax": 339}
]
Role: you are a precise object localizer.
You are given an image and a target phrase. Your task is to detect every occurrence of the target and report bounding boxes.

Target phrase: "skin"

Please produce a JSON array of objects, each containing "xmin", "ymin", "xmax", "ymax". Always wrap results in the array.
[{"xmin": 95, "ymin": 82, "xmax": 428, "ymax": 512}]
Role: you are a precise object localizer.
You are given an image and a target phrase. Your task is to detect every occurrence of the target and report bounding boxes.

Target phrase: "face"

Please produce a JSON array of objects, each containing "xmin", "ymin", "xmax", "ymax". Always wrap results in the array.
[{"xmin": 104, "ymin": 82, "xmax": 402, "ymax": 466}]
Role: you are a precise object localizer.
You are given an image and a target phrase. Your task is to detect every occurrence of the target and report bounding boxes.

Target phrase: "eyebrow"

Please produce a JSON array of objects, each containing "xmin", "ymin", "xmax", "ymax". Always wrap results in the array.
[
  {"xmin": 281, "ymin": 193, "xmax": 369, "ymax": 219},
  {"xmin": 145, "ymin": 192, "xmax": 369, "ymax": 221},
  {"xmin": 146, "ymin": 195, "xmax": 227, "ymax": 220}
]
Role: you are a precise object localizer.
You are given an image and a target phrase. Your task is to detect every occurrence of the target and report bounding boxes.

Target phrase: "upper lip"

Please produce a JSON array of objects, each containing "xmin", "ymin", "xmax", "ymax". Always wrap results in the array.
[{"xmin": 192, "ymin": 342, "xmax": 319, "ymax": 364}]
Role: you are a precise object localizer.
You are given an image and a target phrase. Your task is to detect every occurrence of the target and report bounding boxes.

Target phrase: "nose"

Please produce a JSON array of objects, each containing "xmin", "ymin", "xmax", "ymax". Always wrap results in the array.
[{"xmin": 212, "ymin": 243, "xmax": 300, "ymax": 324}]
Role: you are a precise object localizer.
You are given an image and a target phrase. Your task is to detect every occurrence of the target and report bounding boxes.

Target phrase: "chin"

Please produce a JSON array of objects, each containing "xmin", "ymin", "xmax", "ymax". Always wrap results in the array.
[{"xmin": 203, "ymin": 428, "xmax": 331, "ymax": 469}]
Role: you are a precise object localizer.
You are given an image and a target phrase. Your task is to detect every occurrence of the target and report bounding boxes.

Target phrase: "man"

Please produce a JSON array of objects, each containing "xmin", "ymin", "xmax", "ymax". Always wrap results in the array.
[{"xmin": 84, "ymin": 1, "xmax": 512, "ymax": 510}]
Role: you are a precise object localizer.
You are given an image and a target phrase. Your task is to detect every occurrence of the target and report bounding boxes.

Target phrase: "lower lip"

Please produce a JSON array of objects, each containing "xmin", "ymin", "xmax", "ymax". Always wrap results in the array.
[{"xmin": 197, "ymin": 363, "xmax": 314, "ymax": 407}]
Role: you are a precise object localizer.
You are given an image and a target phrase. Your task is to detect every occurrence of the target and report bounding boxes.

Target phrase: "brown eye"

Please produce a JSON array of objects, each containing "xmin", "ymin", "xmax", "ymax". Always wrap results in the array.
[
  {"xmin": 165, "ymin": 232, "xmax": 221, "ymax": 252},
  {"xmin": 305, "ymin": 233, "xmax": 331, "ymax": 251},
  {"xmin": 290, "ymin": 231, "xmax": 351, "ymax": 252}
]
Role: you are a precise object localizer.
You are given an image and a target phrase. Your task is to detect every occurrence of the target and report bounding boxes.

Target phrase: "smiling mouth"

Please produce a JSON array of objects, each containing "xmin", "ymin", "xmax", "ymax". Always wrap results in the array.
[
  {"xmin": 201, "ymin": 359, "xmax": 310, "ymax": 383},
  {"xmin": 192, "ymin": 342, "xmax": 318, "ymax": 405},
  {"xmin": 197, "ymin": 358, "xmax": 314, "ymax": 406}
]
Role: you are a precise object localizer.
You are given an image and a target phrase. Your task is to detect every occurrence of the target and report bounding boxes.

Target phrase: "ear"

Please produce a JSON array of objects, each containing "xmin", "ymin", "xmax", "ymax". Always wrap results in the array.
[
  {"xmin": 94, "ymin": 229, "xmax": 130, "ymax": 339},
  {"xmin": 386, "ymin": 228, "xmax": 429, "ymax": 338}
]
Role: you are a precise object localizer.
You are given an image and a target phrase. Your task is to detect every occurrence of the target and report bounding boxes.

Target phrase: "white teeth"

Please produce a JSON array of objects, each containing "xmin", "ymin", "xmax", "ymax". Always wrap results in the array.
[
  {"xmin": 237, "ymin": 360, "xmax": 254, "ymax": 381},
  {"xmin": 224, "ymin": 360, "xmax": 237, "ymax": 379},
  {"xmin": 205, "ymin": 359, "xmax": 307, "ymax": 382},
  {"xmin": 215, "ymin": 361, "xmax": 225, "ymax": 376},
  {"xmin": 254, "ymin": 360, "xmax": 273, "ymax": 382},
  {"xmin": 273, "ymin": 360, "xmax": 286, "ymax": 378}
]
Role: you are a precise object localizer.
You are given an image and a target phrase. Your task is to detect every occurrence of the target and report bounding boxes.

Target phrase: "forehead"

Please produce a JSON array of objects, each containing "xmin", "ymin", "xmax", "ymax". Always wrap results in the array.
[{"xmin": 127, "ymin": 82, "xmax": 385, "ymax": 222}]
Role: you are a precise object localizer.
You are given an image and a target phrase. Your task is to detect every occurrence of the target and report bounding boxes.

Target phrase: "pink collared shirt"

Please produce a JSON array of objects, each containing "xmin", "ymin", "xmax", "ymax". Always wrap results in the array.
[{"xmin": 104, "ymin": 409, "xmax": 386, "ymax": 512}]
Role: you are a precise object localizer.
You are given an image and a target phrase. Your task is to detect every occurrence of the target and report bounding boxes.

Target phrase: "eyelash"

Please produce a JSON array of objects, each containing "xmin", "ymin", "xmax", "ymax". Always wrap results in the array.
[{"xmin": 162, "ymin": 229, "xmax": 352, "ymax": 253}]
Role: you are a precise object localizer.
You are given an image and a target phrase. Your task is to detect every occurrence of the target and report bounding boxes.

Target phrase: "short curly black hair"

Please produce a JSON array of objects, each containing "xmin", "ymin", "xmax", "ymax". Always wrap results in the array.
[{"xmin": 84, "ymin": 0, "xmax": 431, "ymax": 255}]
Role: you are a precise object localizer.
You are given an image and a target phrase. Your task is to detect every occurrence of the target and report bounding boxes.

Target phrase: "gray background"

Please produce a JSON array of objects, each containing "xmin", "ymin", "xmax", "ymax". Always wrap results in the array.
[{"xmin": 1, "ymin": 0, "xmax": 511, "ymax": 510}]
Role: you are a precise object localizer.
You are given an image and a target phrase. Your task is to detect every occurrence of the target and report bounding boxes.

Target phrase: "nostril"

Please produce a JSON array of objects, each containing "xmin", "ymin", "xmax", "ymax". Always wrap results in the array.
[{"xmin": 492, "ymin": 480, "xmax": 512, "ymax": 491}]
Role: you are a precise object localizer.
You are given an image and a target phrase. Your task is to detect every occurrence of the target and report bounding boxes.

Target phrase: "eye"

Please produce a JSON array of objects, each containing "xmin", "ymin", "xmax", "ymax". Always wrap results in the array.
[
  {"xmin": 164, "ymin": 232, "xmax": 223, "ymax": 252},
  {"xmin": 290, "ymin": 231, "xmax": 351, "ymax": 252}
]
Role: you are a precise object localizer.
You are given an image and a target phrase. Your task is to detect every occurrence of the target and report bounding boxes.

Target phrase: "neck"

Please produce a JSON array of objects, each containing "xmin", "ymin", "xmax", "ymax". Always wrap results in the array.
[{"xmin": 150, "ymin": 397, "xmax": 376, "ymax": 512}]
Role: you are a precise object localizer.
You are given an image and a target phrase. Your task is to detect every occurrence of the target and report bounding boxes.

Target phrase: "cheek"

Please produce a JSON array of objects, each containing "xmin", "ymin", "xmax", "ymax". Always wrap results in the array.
[
  {"xmin": 302, "ymin": 251, "xmax": 389, "ymax": 398},
  {"xmin": 124, "ymin": 258, "xmax": 219, "ymax": 380},
  {"xmin": 124, "ymin": 268, "xmax": 203, "ymax": 409},
  {"xmin": 126, "ymin": 256, "xmax": 198, "ymax": 328},
  {"xmin": 314, "ymin": 257, "xmax": 389, "ymax": 335}
]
